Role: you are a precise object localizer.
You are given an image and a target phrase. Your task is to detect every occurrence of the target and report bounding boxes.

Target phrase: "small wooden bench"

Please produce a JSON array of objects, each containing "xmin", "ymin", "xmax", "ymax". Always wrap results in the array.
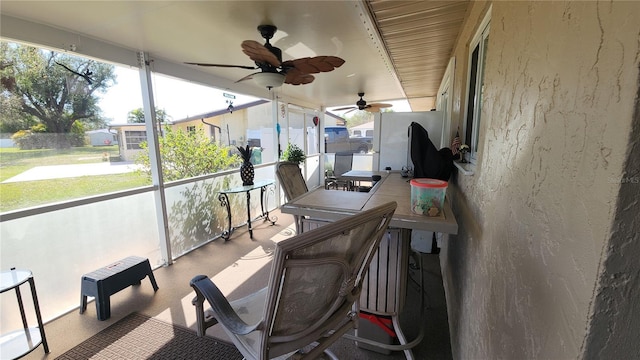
[{"xmin": 80, "ymin": 256, "xmax": 159, "ymax": 320}]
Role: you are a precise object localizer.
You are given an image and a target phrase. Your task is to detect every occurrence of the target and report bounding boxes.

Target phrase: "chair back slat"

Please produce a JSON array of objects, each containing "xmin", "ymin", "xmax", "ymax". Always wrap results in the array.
[{"xmin": 333, "ymin": 153, "xmax": 353, "ymax": 177}]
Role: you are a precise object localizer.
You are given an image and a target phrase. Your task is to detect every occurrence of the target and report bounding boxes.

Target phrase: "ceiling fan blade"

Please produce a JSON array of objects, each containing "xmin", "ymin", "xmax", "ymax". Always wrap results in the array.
[
  {"xmin": 284, "ymin": 70, "xmax": 315, "ymax": 85},
  {"xmin": 241, "ymin": 40, "xmax": 281, "ymax": 67},
  {"xmin": 282, "ymin": 56, "xmax": 345, "ymax": 74},
  {"xmin": 365, "ymin": 103, "xmax": 393, "ymax": 113},
  {"xmin": 184, "ymin": 62, "xmax": 257, "ymax": 70},
  {"xmin": 368, "ymin": 103, "xmax": 392, "ymax": 109},
  {"xmin": 333, "ymin": 106, "xmax": 356, "ymax": 111},
  {"xmin": 234, "ymin": 72, "xmax": 261, "ymax": 83}
]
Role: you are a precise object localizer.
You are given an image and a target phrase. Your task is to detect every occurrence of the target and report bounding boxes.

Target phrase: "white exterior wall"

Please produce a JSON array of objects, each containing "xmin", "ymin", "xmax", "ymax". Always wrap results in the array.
[
  {"xmin": 88, "ymin": 131, "xmax": 117, "ymax": 146},
  {"xmin": 442, "ymin": 2, "xmax": 640, "ymax": 359}
]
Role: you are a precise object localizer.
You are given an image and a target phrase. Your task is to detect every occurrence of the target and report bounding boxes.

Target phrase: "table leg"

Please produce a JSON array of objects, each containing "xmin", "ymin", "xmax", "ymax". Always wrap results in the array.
[
  {"xmin": 29, "ymin": 277, "xmax": 49, "ymax": 353},
  {"xmin": 15, "ymin": 286, "xmax": 29, "ymax": 331},
  {"xmin": 218, "ymin": 193, "xmax": 233, "ymax": 241},
  {"xmin": 260, "ymin": 186, "xmax": 266, "ymax": 217},
  {"xmin": 260, "ymin": 185, "xmax": 277, "ymax": 225},
  {"xmin": 344, "ymin": 228, "xmax": 420, "ymax": 359},
  {"xmin": 246, "ymin": 190, "xmax": 253, "ymax": 239}
]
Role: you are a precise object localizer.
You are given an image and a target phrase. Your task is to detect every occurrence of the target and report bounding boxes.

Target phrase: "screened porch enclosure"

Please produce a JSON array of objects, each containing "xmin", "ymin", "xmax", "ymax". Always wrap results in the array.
[{"xmin": 1, "ymin": 55, "xmax": 330, "ymax": 332}]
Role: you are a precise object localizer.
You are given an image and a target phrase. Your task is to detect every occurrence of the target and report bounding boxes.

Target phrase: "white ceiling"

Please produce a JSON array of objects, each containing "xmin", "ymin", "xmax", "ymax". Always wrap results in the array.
[{"xmin": 0, "ymin": 1, "xmax": 469, "ymax": 111}]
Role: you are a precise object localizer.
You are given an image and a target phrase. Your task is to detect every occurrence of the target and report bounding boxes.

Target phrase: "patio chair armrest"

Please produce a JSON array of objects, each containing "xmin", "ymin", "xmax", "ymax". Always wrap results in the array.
[{"xmin": 190, "ymin": 275, "xmax": 262, "ymax": 335}]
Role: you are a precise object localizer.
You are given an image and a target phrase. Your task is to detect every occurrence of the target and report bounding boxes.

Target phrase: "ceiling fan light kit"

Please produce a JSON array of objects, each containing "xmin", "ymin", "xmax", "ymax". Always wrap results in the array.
[
  {"xmin": 253, "ymin": 72, "xmax": 285, "ymax": 89},
  {"xmin": 186, "ymin": 24, "xmax": 344, "ymax": 89}
]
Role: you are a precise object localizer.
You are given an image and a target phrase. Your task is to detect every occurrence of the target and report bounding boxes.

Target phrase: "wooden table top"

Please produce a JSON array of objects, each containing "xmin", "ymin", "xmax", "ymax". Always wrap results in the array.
[
  {"xmin": 340, "ymin": 170, "xmax": 389, "ymax": 181},
  {"xmin": 282, "ymin": 173, "xmax": 458, "ymax": 234}
]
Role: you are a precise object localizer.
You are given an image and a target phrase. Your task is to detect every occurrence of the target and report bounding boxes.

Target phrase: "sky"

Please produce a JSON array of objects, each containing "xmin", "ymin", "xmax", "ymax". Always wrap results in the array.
[
  {"xmin": 98, "ymin": 65, "xmax": 411, "ymax": 124},
  {"xmin": 99, "ymin": 66, "xmax": 260, "ymax": 124}
]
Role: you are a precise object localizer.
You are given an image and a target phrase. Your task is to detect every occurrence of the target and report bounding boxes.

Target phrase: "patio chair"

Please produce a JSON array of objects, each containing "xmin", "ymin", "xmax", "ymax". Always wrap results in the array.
[
  {"xmin": 325, "ymin": 152, "xmax": 353, "ymax": 190},
  {"xmin": 190, "ymin": 201, "xmax": 397, "ymax": 360},
  {"xmin": 275, "ymin": 161, "xmax": 309, "ymax": 233}
]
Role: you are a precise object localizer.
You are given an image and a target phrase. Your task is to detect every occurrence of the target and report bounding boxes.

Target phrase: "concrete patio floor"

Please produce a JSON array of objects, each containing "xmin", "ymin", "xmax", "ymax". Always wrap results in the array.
[{"xmin": 22, "ymin": 209, "xmax": 452, "ymax": 360}]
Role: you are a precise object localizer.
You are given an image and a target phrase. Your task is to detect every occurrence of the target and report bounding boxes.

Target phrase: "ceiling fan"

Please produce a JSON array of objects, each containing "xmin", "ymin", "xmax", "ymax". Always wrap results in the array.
[
  {"xmin": 185, "ymin": 25, "xmax": 345, "ymax": 89},
  {"xmin": 333, "ymin": 92, "xmax": 392, "ymax": 113}
]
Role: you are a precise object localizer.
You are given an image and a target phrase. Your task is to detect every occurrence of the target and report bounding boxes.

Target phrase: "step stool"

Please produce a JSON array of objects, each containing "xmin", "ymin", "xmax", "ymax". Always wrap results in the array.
[{"xmin": 80, "ymin": 256, "xmax": 159, "ymax": 320}]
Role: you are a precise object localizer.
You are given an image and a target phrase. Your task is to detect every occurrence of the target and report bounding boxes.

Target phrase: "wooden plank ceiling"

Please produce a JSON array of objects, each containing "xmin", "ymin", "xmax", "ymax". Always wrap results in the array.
[{"xmin": 366, "ymin": 0, "xmax": 470, "ymax": 110}]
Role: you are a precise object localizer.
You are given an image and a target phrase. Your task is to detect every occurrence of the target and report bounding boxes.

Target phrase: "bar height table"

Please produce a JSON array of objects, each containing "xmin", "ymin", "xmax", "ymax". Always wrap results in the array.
[{"xmin": 1, "ymin": 268, "xmax": 49, "ymax": 359}]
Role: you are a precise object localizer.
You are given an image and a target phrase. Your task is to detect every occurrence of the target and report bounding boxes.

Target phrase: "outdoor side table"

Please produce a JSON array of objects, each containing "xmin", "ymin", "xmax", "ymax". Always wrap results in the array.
[
  {"xmin": 218, "ymin": 179, "xmax": 277, "ymax": 240},
  {"xmin": 0, "ymin": 268, "xmax": 49, "ymax": 359}
]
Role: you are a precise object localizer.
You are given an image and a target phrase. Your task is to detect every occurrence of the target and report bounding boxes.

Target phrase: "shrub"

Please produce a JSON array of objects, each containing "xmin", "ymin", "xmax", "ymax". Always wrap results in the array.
[
  {"xmin": 135, "ymin": 126, "xmax": 240, "ymax": 182},
  {"xmin": 11, "ymin": 122, "xmax": 85, "ymax": 149}
]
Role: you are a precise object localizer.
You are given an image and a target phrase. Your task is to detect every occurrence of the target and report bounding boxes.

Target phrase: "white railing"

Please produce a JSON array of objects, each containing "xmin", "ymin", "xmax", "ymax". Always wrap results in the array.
[{"xmin": 0, "ymin": 164, "xmax": 279, "ymax": 332}]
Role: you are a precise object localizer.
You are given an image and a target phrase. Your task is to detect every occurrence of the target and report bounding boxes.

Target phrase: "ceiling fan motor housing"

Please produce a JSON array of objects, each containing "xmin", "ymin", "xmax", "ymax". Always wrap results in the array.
[
  {"xmin": 263, "ymin": 44, "xmax": 282, "ymax": 65},
  {"xmin": 258, "ymin": 25, "xmax": 277, "ymax": 40},
  {"xmin": 256, "ymin": 25, "xmax": 283, "ymax": 69}
]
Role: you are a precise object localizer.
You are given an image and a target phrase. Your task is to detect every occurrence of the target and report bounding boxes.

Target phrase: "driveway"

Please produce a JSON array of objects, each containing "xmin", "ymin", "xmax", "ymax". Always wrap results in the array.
[{"xmin": 2, "ymin": 161, "xmax": 142, "ymax": 183}]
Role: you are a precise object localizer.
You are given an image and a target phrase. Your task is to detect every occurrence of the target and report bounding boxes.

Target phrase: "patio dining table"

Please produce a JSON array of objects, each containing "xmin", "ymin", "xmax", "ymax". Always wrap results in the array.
[{"xmin": 340, "ymin": 169, "xmax": 389, "ymax": 182}]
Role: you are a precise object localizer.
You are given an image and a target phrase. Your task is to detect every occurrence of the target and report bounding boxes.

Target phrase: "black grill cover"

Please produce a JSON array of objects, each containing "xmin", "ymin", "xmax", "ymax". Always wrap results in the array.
[{"xmin": 409, "ymin": 122, "xmax": 453, "ymax": 181}]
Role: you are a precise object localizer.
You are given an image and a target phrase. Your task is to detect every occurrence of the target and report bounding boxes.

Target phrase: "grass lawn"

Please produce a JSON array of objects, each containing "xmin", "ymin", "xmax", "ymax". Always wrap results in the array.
[{"xmin": 0, "ymin": 146, "xmax": 150, "ymax": 212}]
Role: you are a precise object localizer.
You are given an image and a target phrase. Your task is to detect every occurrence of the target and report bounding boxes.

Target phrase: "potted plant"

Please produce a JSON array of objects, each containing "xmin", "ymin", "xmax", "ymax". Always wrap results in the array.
[{"xmin": 282, "ymin": 143, "xmax": 306, "ymax": 164}]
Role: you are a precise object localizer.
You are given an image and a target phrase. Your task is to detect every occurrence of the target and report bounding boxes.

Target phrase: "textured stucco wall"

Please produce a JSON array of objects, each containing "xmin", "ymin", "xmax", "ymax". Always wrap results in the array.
[
  {"xmin": 581, "ymin": 63, "xmax": 640, "ymax": 358},
  {"xmin": 441, "ymin": 1, "xmax": 640, "ymax": 359}
]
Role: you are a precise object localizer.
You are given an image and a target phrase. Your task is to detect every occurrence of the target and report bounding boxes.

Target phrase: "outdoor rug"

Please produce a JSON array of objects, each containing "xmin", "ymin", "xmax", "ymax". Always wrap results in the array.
[{"xmin": 55, "ymin": 313, "xmax": 243, "ymax": 359}]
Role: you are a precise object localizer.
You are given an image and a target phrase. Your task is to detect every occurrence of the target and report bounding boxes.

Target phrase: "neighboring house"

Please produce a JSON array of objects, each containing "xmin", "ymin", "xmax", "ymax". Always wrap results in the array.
[
  {"xmin": 86, "ymin": 129, "xmax": 118, "ymax": 146},
  {"xmin": 109, "ymin": 100, "xmax": 271, "ymax": 162},
  {"xmin": 171, "ymin": 100, "xmax": 269, "ymax": 147},
  {"xmin": 323, "ymin": 111, "xmax": 346, "ymax": 127},
  {"xmin": 108, "ymin": 123, "xmax": 147, "ymax": 161}
]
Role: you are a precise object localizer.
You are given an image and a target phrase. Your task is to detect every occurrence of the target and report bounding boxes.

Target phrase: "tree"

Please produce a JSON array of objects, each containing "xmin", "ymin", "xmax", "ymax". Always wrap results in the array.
[
  {"xmin": 135, "ymin": 126, "xmax": 239, "ymax": 182},
  {"xmin": 0, "ymin": 42, "xmax": 116, "ymax": 148},
  {"xmin": 344, "ymin": 110, "xmax": 374, "ymax": 128},
  {"xmin": 0, "ymin": 91, "xmax": 36, "ymax": 133},
  {"xmin": 343, "ymin": 108, "xmax": 394, "ymax": 129},
  {"xmin": 127, "ymin": 107, "xmax": 172, "ymax": 124}
]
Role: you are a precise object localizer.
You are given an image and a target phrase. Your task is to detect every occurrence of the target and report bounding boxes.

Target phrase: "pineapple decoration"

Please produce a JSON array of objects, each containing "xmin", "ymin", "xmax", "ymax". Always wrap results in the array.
[{"xmin": 237, "ymin": 145, "xmax": 254, "ymax": 186}]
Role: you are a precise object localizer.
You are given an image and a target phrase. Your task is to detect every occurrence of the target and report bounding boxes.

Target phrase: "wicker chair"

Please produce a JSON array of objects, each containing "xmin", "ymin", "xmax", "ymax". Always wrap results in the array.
[{"xmin": 190, "ymin": 201, "xmax": 397, "ymax": 360}]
